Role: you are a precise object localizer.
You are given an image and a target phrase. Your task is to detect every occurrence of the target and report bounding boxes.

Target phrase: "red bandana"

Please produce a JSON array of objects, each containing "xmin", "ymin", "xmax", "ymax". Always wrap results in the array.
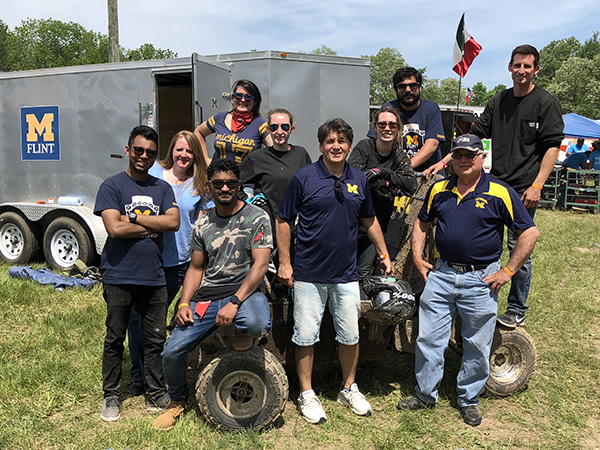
[{"xmin": 231, "ymin": 110, "xmax": 253, "ymax": 133}]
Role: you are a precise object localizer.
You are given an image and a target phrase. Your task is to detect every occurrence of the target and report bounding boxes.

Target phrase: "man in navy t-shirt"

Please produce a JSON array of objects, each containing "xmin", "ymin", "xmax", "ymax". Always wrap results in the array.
[
  {"xmin": 94, "ymin": 125, "xmax": 180, "ymax": 422},
  {"xmin": 277, "ymin": 118, "xmax": 392, "ymax": 424},
  {"xmin": 368, "ymin": 67, "xmax": 446, "ymax": 172}
]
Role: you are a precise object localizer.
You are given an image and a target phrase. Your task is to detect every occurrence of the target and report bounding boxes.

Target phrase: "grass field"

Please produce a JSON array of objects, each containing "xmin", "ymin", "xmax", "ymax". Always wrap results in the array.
[{"xmin": 0, "ymin": 209, "xmax": 599, "ymax": 449}]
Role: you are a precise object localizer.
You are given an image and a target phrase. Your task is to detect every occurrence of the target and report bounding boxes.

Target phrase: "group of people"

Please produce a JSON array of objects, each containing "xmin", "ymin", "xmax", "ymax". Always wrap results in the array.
[
  {"xmin": 93, "ymin": 42, "xmax": 562, "ymax": 430},
  {"xmin": 562, "ymin": 138, "xmax": 600, "ymax": 170}
]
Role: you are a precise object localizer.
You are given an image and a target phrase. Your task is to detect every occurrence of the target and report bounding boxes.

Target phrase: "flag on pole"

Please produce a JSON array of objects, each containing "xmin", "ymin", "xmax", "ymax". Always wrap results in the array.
[
  {"xmin": 465, "ymin": 87, "xmax": 475, "ymax": 103},
  {"xmin": 452, "ymin": 12, "xmax": 482, "ymax": 77}
]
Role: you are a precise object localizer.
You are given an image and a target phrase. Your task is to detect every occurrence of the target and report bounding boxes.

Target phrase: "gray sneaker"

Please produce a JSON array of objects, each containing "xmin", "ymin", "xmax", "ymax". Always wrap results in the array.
[
  {"xmin": 146, "ymin": 392, "xmax": 171, "ymax": 412},
  {"xmin": 100, "ymin": 396, "xmax": 120, "ymax": 422},
  {"xmin": 497, "ymin": 311, "xmax": 525, "ymax": 328}
]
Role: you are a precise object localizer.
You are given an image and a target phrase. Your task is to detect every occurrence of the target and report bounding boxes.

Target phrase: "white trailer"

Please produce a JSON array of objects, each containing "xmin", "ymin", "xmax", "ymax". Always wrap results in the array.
[{"xmin": 0, "ymin": 51, "xmax": 370, "ymax": 269}]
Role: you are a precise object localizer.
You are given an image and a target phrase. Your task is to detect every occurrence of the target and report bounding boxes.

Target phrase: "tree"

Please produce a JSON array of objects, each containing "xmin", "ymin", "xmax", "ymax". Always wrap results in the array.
[
  {"xmin": 537, "ymin": 37, "xmax": 581, "ymax": 88},
  {"xmin": 422, "ymin": 77, "xmax": 464, "ymax": 106},
  {"xmin": 0, "ymin": 20, "xmax": 10, "ymax": 71},
  {"xmin": 123, "ymin": 43, "xmax": 177, "ymax": 61},
  {"xmin": 310, "ymin": 45, "xmax": 337, "ymax": 56},
  {"xmin": 363, "ymin": 47, "xmax": 406, "ymax": 106}
]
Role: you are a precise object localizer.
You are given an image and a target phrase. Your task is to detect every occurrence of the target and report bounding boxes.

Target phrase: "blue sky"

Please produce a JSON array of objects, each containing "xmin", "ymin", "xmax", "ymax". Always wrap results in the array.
[{"xmin": 4, "ymin": 0, "xmax": 599, "ymax": 89}]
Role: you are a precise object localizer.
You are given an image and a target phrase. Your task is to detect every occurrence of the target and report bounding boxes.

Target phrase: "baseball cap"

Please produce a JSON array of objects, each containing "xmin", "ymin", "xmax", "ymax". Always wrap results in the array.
[{"xmin": 452, "ymin": 134, "xmax": 483, "ymax": 152}]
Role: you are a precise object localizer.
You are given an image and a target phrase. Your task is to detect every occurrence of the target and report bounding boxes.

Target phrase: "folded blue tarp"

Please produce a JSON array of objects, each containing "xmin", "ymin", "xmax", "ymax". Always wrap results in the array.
[{"xmin": 9, "ymin": 266, "xmax": 99, "ymax": 291}]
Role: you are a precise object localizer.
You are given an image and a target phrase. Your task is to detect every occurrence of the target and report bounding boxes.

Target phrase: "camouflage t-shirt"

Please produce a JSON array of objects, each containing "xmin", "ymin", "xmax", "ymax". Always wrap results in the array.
[{"xmin": 191, "ymin": 203, "xmax": 273, "ymax": 301}]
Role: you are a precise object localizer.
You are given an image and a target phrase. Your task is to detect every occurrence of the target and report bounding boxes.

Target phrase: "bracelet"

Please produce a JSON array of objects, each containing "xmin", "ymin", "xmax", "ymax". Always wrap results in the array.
[
  {"xmin": 532, "ymin": 183, "xmax": 543, "ymax": 191},
  {"xmin": 379, "ymin": 253, "xmax": 390, "ymax": 261},
  {"xmin": 503, "ymin": 267, "xmax": 515, "ymax": 277},
  {"xmin": 177, "ymin": 303, "xmax": 189, "ymax": 310},
  {"xmin": 441, "ymin": 160, "xmax": 448, "ymax": 168}
]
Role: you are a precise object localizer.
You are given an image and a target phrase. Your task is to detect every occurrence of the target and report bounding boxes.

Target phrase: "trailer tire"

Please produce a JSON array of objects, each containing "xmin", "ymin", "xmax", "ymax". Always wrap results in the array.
[
  {"xmin": 195, "ymin": 346, "xmax": 288, "ymax": 431},
  {"xmin": 0, "ymin": 212, "xmax": 38, "ymax": 265},
  {"xmin": 484, "ymin": 327, "xmax": 536, "ymax": 398},
  {"xmin": 43, "ymin": 218, "xmax": 93, "ymax": 270}
]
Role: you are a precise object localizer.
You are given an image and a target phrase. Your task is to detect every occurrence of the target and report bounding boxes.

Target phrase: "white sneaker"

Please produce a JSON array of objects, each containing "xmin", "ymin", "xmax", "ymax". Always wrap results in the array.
[
  {"xmin": 337, "ymin": 383, "xmax": 372, "ymax": 416},
  {"xmin": 297, "ymin": 390, "xmax": 327, "ymax": 424}
]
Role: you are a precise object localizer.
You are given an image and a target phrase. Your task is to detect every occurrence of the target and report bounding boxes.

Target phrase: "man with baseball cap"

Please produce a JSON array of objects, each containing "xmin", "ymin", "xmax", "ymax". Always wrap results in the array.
[{"xmin": 397, "ymin": 134, "xmax": 539, "ymax": 426}]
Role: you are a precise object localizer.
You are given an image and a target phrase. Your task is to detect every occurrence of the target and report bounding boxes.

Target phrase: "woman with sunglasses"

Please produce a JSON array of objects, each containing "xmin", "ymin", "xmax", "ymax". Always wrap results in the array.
[
  {"xmin": 128, "ymin": 130, "xmax": 213, "ymax": 396},
  {"xmin": 194, "ymin": 79, "xmax": 273, "ymax": 166},
  {"xmin": 349, "ymin": 106, "xmax": 417, "ymax": 280},
  {"xmin": 239, "ymin": 107, "xmax": 311, "ymax": 226}
]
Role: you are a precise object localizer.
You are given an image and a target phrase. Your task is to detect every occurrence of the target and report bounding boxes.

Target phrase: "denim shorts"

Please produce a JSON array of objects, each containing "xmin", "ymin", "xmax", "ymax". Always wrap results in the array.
[{"xmin": 292, "ymin": 280, "xmax": 361, "ymax": 346}]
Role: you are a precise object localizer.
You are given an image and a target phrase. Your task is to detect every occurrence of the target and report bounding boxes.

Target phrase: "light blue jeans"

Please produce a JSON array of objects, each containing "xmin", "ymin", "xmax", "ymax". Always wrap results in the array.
[
  {"xmin": 162, "ymin": 292, "xmax": 272, "ymax": 402},
  {"xmin": 292, "ymin": 281, "xmax": 361, "ymax": 346},
  {"xmin": 414, "ymin": 259, "xmax": 500, "ymax": 407},
  {"xmin": 505, "ymin": 207, "xmax": 536, "ymax": 316}
]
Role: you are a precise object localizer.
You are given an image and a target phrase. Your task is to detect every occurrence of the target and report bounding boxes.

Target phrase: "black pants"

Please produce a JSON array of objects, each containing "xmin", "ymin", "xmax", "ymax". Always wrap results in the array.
[{"xmin": 102, "ymin": 284, "xmax": 167, "ymax": 400}]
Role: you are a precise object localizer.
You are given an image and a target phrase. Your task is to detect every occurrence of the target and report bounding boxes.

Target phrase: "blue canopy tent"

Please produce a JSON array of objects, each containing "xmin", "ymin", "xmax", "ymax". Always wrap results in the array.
[{"xmin": 563, "ymin": 113, "xmax": 600, "ymax": 139}]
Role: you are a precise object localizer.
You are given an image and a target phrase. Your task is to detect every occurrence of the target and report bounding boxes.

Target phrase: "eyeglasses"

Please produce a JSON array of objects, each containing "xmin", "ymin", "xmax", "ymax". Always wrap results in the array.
[
  {"xmin": 232, "ymin": 92, "xmax": 255, "ymax": 102},
  {"xmin": 451, "ymin": 151, "xmax": 483, "ymax": 160},
  {"xmin": 209, "ymin": 179, "xmax": 240, "ymax": 190},
  {"xmin": 334, "ymin": 177, "xmax": 344, "ymax": 204},
  {"xmin": 130, "ymin": 146, "xmax": 158, "ymax": 158},
  {"xmin": 269, "ymin": 123, "xmax": 291, "ymax": 132},
  {"xmin": 376, "ymin": 121, "xmax": 398, "ymax": 130},
  {"xmin": 396, "ymin": 82, "xmax": 420, "ymax": 91}
]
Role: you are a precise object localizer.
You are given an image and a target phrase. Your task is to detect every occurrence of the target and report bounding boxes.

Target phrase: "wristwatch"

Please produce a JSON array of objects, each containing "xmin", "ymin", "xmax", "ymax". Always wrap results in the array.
[
  {"xmin": 128, "ymin": 212, "xmax": 137, "ymax": 223},
  {"xmin": 229, "ymin": 295, "xmax": 243, "ymax": 307}
]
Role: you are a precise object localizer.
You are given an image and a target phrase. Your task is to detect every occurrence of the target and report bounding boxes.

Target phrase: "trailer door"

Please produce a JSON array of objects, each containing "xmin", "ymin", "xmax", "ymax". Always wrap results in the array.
[{"xmin": 192, "ymin": 53, "xmax": 231, "ymax": 129}]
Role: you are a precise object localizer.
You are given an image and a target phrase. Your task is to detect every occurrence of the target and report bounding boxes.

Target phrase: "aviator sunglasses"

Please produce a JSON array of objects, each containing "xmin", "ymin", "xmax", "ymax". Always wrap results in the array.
[
  {"xmin": 130, "ymin": 146, "xmax": 158, "ymax": 158},
  {"xmin": 232, "ymin": 92, "xmax": 255, "ymax": 102},
  {"xmin": 269, "ymin": 123, "xmax": 291, "ymax": 132},
  {"xmin": 209, "ymin": 179, "xmax": 240, "ymax": 190},
  {"xmin": 376, "ymin": 121, "xmax": 398, "ymax": 130},
  {"xmin": 451, "ymin": 151, "xmax": 483, "ymax": 160}
]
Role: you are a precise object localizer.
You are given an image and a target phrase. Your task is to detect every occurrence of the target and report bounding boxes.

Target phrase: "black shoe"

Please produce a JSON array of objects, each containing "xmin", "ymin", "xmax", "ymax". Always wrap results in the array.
[
  {"xmin": 128, "ymin": 382, "xmax": 145, "ymax": 396},
  {"xmin": 497, "ymin": 311, "xmax": 525, "ymax": 328},
  {"xmin": 397, "ymin": 395, "xmax": 435, "ymax": 411},
  {"xmin": 460, "ymin": 405, "xmax": 482, "ymax": 426}
]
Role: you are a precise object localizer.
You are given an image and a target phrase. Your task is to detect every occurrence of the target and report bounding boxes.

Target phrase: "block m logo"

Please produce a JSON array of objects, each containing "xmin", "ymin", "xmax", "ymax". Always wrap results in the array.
[
  {"xmin": 20, "ymin": 106, "xmax": 60, "ymax": 161},
  {"xmin": 26, "ymin": 113, "xmax": 55, "ymax": 142}
]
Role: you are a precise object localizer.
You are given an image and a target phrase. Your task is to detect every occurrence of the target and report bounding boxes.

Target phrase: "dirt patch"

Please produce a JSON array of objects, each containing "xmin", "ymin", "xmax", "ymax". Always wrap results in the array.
[
  {"xmin": 581, "ymin": 414, "xmax": 600, "ymax": 450},
  {"xmin": 573, "ymin": 246, "xmax": 600, "ymax": 254}
]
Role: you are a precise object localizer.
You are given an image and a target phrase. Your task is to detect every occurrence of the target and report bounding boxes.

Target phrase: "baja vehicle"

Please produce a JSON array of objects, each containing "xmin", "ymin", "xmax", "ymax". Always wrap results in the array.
[{"xmin": 184, "ymin": 175, "xmax": 537, "ymax": 431}]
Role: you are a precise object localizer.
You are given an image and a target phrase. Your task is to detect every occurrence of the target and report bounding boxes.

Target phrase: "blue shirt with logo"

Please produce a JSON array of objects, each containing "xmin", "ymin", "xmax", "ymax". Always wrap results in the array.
[
  {"xmin": 418, "ymin": 171, "xmax": 534, "ymax": 265},
  {"xmin": 278, "ymin": 157, "xmax": 376, "ymax": 283},
  {"xmin": 206, "ymin": 112, "xmax": 269, "ymax": 163}
]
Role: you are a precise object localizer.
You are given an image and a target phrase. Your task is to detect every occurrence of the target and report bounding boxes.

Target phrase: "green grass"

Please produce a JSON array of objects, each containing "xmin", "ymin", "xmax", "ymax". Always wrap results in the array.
[{"xmin": 0, "ymin": 209, "xmax": 599, "ymax": 449}]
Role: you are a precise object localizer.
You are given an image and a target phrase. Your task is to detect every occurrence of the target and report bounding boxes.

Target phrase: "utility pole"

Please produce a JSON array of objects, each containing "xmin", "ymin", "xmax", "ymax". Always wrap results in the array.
[{"xmin": 107, "ymin": 0, "xmax": 120, "ymax": 63}]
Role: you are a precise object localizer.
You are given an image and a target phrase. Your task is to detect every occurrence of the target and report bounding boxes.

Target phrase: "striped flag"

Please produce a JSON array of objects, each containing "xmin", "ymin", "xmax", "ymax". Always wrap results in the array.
[
  {"xmin": 452, "ymin": 12, "xmax": 482, "ymax": 77},
  {"xmin": 465, "ymin": 87, "xmax": 475, "ymax": 103}
]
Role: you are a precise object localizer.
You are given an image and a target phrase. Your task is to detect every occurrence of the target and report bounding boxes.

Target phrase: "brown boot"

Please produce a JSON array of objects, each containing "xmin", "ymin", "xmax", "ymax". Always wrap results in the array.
[
  {"xmin": 233, "ymin": 330, "xmax": 253, "ymax": 351},
  {"xmin": 152, "ymin": 400, "xmax": 187, "ymax": 431}
]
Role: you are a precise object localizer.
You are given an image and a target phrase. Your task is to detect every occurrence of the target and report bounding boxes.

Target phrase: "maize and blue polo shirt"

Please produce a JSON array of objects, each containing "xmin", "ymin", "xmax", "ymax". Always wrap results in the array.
[
  {"xmin": 418, "ymin": 171, "xmax": 535, "ymax": 265},
  {"xmin": 277, "ymin": 157, "xmax": 376, "ymax": 283}
]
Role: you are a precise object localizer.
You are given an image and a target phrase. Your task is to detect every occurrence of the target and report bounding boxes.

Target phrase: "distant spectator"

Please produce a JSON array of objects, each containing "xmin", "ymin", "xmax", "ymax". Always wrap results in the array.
[
  {"xmin": 565, "ymin": 137, "xmax": 590, "ymax": 157},
  {"xmin": 589, "ymin": 141, "xmax": 600, "ymax": 170},
  {"xmin": 562, "ymin": 150, "xmax": 592, "ymax": 170}
]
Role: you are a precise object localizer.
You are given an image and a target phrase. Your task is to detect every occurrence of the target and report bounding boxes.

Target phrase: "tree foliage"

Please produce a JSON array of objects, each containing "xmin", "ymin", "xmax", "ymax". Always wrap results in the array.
[
  {"xmin": 310, "ymin": 45, "xmax": 337, "ymax": 56},
  {"xmin": 362, "ymin": 47, "xmax": 406, "ymax": 106},
  {"xmin": 0, "ymin": 18, "xmax": 177, "ymax": 72}
]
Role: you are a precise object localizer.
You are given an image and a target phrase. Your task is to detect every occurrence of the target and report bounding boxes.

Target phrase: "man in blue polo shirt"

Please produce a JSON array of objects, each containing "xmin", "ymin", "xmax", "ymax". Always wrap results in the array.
[
  {"xmin": 277, "ymin": 118, "xmax": 393, "ymax": 424},
  {"xmin": 397, "ymin": 134, "xmax": 539, "ymax": 426}
]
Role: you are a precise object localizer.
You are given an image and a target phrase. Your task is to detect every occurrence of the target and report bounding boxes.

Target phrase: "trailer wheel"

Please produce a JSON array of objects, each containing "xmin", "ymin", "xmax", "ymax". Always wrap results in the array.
[
  {"xmin": 0, "ymin": 212, "xmax": 38, "ymax": 265},
  {"xmin": 43, "ymin": 218, "xmax": 93, "ymax": 270},
  {"xmin": 195, "ymin": 346, "xmax": 288, "ymax": 431},
  {"xmin": 484, "ymin": 327, "xmax": 536, "ymax": 398}
]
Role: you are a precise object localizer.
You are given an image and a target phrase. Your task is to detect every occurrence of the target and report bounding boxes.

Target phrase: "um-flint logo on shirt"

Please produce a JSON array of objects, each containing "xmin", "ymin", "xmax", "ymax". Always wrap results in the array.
[
  {"xmin": 475, "ymin": 197, "xmax": 488, "ymax": 209},
  {"xmin": 346, "ymin": 183, "xmax": 358, "ymax": 194},
  {"xmin": 20, "ymin": 106, "xmax": 60, "ymax": 161}
]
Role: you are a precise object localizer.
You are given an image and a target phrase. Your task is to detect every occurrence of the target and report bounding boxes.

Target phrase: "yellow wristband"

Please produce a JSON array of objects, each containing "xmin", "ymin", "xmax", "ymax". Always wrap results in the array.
[
  {"xmin": 379, "ymin": 253, "xmax": 390, "ymax": 261},
  {"xmin": 503, "ymin": 267, "xmax": 515, "ymax": 277},
  {"xmin": 178, "ymin": 303, "xmax": 189, "ymax": 310},
  {"xmin": 532, "ymin": 183, "xmax": 543, "ymax": 191}
]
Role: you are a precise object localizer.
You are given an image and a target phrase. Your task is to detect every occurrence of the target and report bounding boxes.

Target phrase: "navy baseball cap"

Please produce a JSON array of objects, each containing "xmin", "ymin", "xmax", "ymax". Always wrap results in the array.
[{"xmin": 452, "ymin": 134, "xmax": 484, "ymax": 152}]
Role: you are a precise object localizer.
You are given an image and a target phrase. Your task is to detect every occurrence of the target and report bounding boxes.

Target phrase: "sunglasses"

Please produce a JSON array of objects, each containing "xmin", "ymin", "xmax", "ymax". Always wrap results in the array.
[
  {"xmin": 451, "ymin": 151, "xmax": 482, "ymax": 160},
  {"xmin": 396, "ymin": 82, "xmax": 420, "ymax": 91},
  {"xmin": 334, "ymin": 177, "xmax": 344, "ymax": 204},
  {"xmin": 130, "ymin": 146, "xmax": 158, "ymax": 158},
  {"xmin": 232, "ymin": 92, "xmax": 255, "ymax": 102},
  {"xmin": 376, "ymin": 121, "xmax": 399, "ymax": 130},
  {"xmin": 209, "ymin": 179, "xmax": 240, "ymax": 190},
  {"xmin": 269, "ymin": 123, "xmax": 291, "ymax": 132}
]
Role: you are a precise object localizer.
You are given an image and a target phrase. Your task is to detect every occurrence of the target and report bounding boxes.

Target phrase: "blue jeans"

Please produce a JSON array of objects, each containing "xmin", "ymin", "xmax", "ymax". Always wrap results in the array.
[
  {"xmin": 128, "ymin": 262, "xmax": 189, "ymax": 389},
  {"xmin": 505, "ymin": 207, "xmax": 536, "ymax": 316},
  {"xmin": 414, "ymin": 259, "xmax": 499, "ymax": 407},
  {"xmin": 162, "ymin": 292, "xmax": 272, "ymax": 402}
]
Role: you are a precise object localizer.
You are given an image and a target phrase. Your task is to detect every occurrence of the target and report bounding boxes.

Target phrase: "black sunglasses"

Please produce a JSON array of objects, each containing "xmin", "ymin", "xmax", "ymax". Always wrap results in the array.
[
  {"xmin": 130, "ymin": 146, "xmax": 158, "ymax": 158},
  {"xmin": 232, "ymin": 92, "xmax": 255, "ymax": 102},
  {"xmin": 209, "ymin": 179, "xmax": 240, "ymax": 190},
  {"xmin": 451, "ymin": 151, "xmax": 482, "ymax": 160},
  {"xmin": 269, "ymin": 123, "xmax": 291, "ymax": 132},
  {"xmin": 334, "ymin": 177, "xmax": 344, "ymax": 204},
  {"xmin": 396, "ymin": 82, "xmax": 420, "ymax": 91}
]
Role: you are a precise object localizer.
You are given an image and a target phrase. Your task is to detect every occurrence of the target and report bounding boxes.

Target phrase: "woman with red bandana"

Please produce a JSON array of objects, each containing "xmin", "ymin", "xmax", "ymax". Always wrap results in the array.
[{"xmin": 194, "ymin": 79, "xmax": 272, "ymax": 165}]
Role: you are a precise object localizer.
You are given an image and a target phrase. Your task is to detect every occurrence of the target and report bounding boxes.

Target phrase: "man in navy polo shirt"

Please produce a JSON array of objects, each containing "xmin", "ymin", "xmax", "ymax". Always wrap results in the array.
[
  {"xmin": 397, "ymin": 134, "xmax": 539, "ymax": 426},
  {"xmin": 277, "ymin": 118, "xmax": 393, "ymax": 424}
]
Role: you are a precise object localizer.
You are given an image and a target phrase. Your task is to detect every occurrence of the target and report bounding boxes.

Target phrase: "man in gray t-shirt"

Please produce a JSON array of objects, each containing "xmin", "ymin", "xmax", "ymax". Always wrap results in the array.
[{"xmin": 153, "ymin": 159, "xmax": 273, "ymax": 431}]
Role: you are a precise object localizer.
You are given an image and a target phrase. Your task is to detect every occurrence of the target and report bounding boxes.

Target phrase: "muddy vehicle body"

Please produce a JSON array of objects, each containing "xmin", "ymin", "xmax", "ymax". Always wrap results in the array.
[{"xmin": 190, "ymin": 175, "xmax": 537, "ymax": 431}]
